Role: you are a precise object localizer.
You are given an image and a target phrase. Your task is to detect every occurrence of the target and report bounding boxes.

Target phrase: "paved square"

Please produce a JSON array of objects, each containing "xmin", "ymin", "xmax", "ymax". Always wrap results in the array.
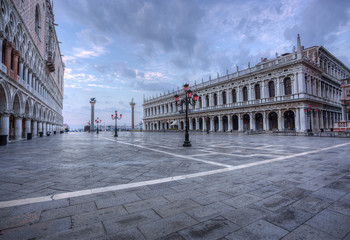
[{"xmin": 0, "ymin": 132, "xmax": 350, "ymax": 239}]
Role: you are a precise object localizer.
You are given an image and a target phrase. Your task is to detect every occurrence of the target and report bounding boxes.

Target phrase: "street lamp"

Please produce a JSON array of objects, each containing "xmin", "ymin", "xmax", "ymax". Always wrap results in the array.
[
  {"xmin": 174, "ymin": 83, "xmax": 198, "ymax": 147},
  {"xmin": 304, "ymin": 104, "xmax": 319, "ymax": 135},
  {"xmin": 111, "ymin": 111, "xmax": 122, "ymax": 137},
  {"xmin": 95, "ymin": 117, "xmax": 102, "ymax": 134}
]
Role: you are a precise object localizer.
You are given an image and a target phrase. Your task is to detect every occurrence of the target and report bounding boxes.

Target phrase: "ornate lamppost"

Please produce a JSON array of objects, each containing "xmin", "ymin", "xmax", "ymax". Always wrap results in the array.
[
  {"xmin": 174, "ymin": 83, "xmax": 198, "ymax": 147},
  {"xmin": 111, "ymin": 111, "xmax": 122, "ymax": 137},
  {"xmin": 95, "ymin": 117, "xmax": 102, "ymax": 134}
]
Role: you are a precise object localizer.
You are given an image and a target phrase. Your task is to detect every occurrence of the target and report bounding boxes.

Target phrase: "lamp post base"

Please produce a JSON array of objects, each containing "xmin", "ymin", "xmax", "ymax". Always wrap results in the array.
[{"xmin": 183, "ymin": 141, "xmax": 191, "ymax": 147}]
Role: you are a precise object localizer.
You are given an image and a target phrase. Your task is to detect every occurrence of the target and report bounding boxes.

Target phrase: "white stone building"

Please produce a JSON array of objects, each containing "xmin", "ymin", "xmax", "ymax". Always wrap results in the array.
[
  {"xmin": 143, "ymin": 35, "xmax": 350, "ymax": 133},
  {"xmin": 0, "ymin": 0, "xmax": 64, "ymax": 143}
]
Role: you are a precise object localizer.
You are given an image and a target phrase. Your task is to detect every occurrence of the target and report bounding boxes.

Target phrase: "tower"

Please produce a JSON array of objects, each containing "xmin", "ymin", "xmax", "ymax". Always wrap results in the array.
[
  {"xmin": 130, "ymin": 98, "xmax": 136, "ymax": 129},
  {"xmin": 90, "ymin": 98, "xmax": 96, "ymax": 131}
]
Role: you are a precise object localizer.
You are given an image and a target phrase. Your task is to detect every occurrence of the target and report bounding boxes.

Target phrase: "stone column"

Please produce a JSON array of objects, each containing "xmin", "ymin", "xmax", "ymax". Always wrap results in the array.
[
  {"xmin": 189, "ymin": 119, "xmax": 193, "ymax": 130},
  {"xmin": 14, "ymin": 117, "xmax": 22, "ymax": 140},
  {"xmin": 0, "ymin": 35, "xmax": 3, "ymax": 62},
  {"xmin": 38, "ymin": 121, "xmax": 43, "ymax": 136},
  {"xmin": 195, "ymin": 118, "xmax": 199, "ymax": 130},
  {"xmin": 218, "ymin": 115, "xmax": 223, "ymax": 131},
  {"xmin": 18, "ymin": 58, "xmax": 24, "ymax": 81},
  {"xmin": 12, "ymin": 50, "xmax": 20, "ymax": 81},
  {"xmin": 0, "ymin": 114, "xmax": 10, "ymax": 141},
  {"xmin": 295, "ymin": 109, "xmax": 300, "ymax": 131},
  {"xmin": 300, "ymin": 108, "xmax": 306, "ymax": 132},
  {"xmin": 4, "ymin": 41, "xmax": 13, "ymax": 75},
  {"xmin": 24, "ymin": 66, "xmax": 28, "ymax": 84},
  {"xmin": 28, "ymin": 71, "xmax": 33, "ymax": 88},
  {"xmin": 262, "ymin": 81, "xmax": 266, "ymax": 99},
  {"xmin": 276, "ymin": 78, "xmax": 281, "ymax": 98},
  {"xmin": 25, "ymin": 119, "xmax": 31, "ymax": 138},
  {"xmin": 210, "ymin": 118, "xmax": 214, "ymax": 131},
  {"xmin": 278, "ymin": 110, "xmax": 283, "ymax": 130},
  {"xmin": 228, "ymin": 115, "xmax": 232, "ymax": 131},
  {"xmin": 32, "ymin": 120, "xmax": 37, "ymax": 136},
  {"xmin": 90, "ymin": 99, "xmax": 96, "ymax": 131},
  {"xmin": 250, "ymin": 113, "xmax": 254, "ymax": 130},
  {"xmin": 202, "ymin": 117, "xmax": 207, "ymax": 131},
  {"xmin": 263, "ymin": 112, "xmax": 267, "ymax": 130},
  {"xmin": 238, "ymin": 113, "xmax": 243, "ymax": 131},
  {"xmin": 130, "ymin": 99, "xmax": 136, "ymax": 129}
]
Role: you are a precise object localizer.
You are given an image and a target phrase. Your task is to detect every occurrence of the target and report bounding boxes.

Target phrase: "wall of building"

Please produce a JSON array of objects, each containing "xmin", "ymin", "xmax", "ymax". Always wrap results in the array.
[
  {"xmin": 142, "ymin": 37, "xmax": 350, "ymax": 133},
  {"xmin": 0, "ymin": 0, "xmax": 64, "ymax": 142}
]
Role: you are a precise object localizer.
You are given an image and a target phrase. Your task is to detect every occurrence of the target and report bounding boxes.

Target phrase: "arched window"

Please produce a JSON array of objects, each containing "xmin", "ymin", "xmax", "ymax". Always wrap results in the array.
[
  {"xmin": 243, "ymin": 86, "xmax": 248, "ymax": 101},
  {"xmin": 222, "ymin": 91, "xmax": 226, "ymax": 105},
  {"xmin": 255, "ymin": 84, "xmax": 260, "ymax": 99},
  {"xmin": 198, "ymin": 96, "xmax": 202, "ymax": 108},
  {"xmin": 35, "ymin": 4, "xmax": 41, "ymax": 37},
  {"xmin": 213, "ymin": 93, "xmax": 218, "ymax": 106},
  {"xmin": 206, "ymin": 95, "xmax": 209, "ymax": 107},
  {"xmin": 232, "ymin": 89, "xmax": 236, "ymax": 103},
  {"xmin": 284, "ymin": 77, "xmax": 292, "ymax": 95},
  {"xmin": 268, "ymin": 81, "xmax": 275, "ymax": 98}
]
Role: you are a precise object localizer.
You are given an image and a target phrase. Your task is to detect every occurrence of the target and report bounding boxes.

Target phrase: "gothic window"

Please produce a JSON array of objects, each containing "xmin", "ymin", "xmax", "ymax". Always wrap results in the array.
[
  {"xmin": 35, "ymin": 4, "xmax": 41, "ymax": 37},
  {"xmin": 213, "ymin": 93, "xmax": 218, "ymax": 106},
  {"xmin": 284, "ymin": 77, "xmax": 292, "ymax": 95},
  {"xmin": 232, "ymin": 89, "xmax": 236, "ymax": 103},
  {"xmin": 243, "ymin": 86, "xmax": 248, "ymax": 101},
  {"xmin": 255, "ymin": 84, "xmax": 260, "ymax": 99},
  {"xmin": 268, "ymin": 81, "xmax": 275, "ymax": 97},
  {"xmin": 222, "ymin": 91, "xmax": 226, "ymax": 105}
]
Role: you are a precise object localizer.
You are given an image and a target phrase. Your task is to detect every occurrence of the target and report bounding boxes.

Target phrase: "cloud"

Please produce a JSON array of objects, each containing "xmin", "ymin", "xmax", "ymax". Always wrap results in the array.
[
  {"xmin": 86, "ymin": 84, "xmax": 121, "ymax": 89},
  {"xmin": 65, "ymin": 68, "xmax": 97, "ymax": 83},
  {"xmin": 72, "ymin": 45, "xmax": 107, "ymax": 58},
  {"xmin": 284, "ymin": 0, "xmax": 350, "ymax": 46}
]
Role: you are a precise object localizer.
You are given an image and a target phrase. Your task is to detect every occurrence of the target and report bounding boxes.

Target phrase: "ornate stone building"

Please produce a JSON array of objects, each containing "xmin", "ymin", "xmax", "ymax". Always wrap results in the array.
[
  {"xmin": 143, "ymin": 35, "xmax": 350, "ymax": 133},
  {"xmin": 0, "ymin": 0, "xmax": 64, "ymax": 143}
]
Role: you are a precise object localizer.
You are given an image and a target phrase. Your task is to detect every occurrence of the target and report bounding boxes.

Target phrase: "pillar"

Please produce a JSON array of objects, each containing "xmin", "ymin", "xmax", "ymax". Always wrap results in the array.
[
  {"xmin": 263, "ymin": 112, "xmax": 267, "ymax": 130},
  {"xmin": 238, "ymin": 113, "xmax": 243, "ymax": 131},
  {"xmin": 14, "ymin": 117, "xmax": 22, "ymax": 140},
  {"xmin": 28, "ymin": 71, "xmax": 32, "ymax": 88},
  {"xmin": 189, "ymin": 119, "xmax": 193, "ymax": 130},
  {"xmin": 24, "ymin": 119, "xmax": 31, "ymax": 138},
  {"xmin": 228, "ymin": 115, "xmax": 232, "ymax": 131},
  {"xmin": 219, "ymin": 115, "xmax": 223, "ymax": 131},
  {"xmin": 202, "ymin": 117, "xmax": 206, "ymax": 131},
  {"xmin": 250, "ymin": 113, "xmax": 254, "ymax": 130},
  {"xmin": 278, "ymin": 110, "xmax": 283, "ymax": 130},
  {"xmin": 195, "ymin": 118, "xmax": 199, "ymax": 130},
  {"xmin": 0, "ymin": 114, "xmax": 10, "ymax": 141},
  {"xmin": 32, "ymin": 120, "xmax": 37, "ymax": 136},
  {"xmin": 90, "ymin": 99, "xmax": 96, "ymax": 131},
  {"xmin": 24, "ymin": 67, "xmax": 28, "ymax": 84},
  {"xmin": 295, "ymin": 109, "xmax": 300, "ymax": 131},
  {"xmin": 210, "ymin": 118, "xmax": 214, "ymax": 131},
  {"xmin": 38, "ymin": 121, "xmax": 43, "ymax": 135},
  {"xmin": 18, "ymin": 58, "xmax": 24, "ymax": 81},
  {"xmin": 300, "ymin": 108, "xmax": 306, "ymax": 132},
  {"xmin": 130, "ymin": 99, "xmax": 136, "ymax": 129},
  {"xmin": 0, "ymin": 35, "xmax": 3, "ymax": 62}
]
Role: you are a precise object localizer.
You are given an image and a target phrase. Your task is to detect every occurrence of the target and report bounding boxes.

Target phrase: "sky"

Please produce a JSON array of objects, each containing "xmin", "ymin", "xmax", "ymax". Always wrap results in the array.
[{"xmin": 53, "ymin": 0, "xmax": 350, "ymax": 129}]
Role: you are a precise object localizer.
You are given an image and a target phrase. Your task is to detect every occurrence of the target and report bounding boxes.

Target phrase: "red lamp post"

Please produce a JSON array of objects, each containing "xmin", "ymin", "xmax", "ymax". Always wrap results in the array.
[
  {"xmin": 111, "ymin": 110, "xmax": 122, "ymax": 137},
  {"xmin": 174, "ymin": 83, "xmax": 198, "ymax": 147},
  {"xmin": 95, "ymin": 117, "xmax": 102, "ymax": 134}
]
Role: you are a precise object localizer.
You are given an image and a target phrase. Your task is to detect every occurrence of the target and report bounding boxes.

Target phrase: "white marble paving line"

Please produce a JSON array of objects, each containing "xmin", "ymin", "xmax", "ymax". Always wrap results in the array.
[
  {"xmin": 198, "ymin": 149, "xmax": 285, "ymax": 158},
  {"xmin": 0, "ymin": 141, "xmax": 349, "ymax": 209},
  {"xmin": 101, "ymin": 137, "xmax": 234, "ymax": 168}
]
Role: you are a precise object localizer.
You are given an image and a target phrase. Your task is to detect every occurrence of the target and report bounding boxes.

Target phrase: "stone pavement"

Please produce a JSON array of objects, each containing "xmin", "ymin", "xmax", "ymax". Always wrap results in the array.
[{"xmin": 0, "ymin": 131, "xmax": 350, "ymax": 239}]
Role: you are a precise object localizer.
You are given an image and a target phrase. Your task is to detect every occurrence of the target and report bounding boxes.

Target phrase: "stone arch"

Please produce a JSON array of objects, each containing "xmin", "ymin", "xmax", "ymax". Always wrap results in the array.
[
  {"xmin": 24, "ymin": 100, "xmax": 30, "ymax": 117},
  {"xmin": 232, "ymin": 115, "xmax": 239, "ymax": 130},
  {"xmin": 1, "ymin": 0, "xmax": 10, "ymax": 24},
  {"xmin": 268, "ymin": 111, "xmax": 278, "ymax": 130},
  {"xmin": 12, "ymin": 92, "xmax": 21, "ymax": 115},
  {"xmin": 243, "ymin": 114, "xmax": 250, "ymax": 131},
  {"xmin": 222, "ymin": 115, "xmax": 228, "ymax": 132},
  {"xmin": 284, "ymin": 110, "xmax": 295, "ymax": 130},
  {"xmin": 213, "ymin": 116, "xmax": 219, "ymax": 131},
  {"xmin": 0, "ymin": 83, "xmax": 9, "ymax": 111}
]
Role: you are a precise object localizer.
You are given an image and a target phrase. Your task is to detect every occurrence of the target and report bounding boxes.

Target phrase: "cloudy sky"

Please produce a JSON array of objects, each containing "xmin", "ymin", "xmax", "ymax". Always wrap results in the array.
[{"xmin": 53, "ymin": 0, "xmax": 350, "ymax": 129}]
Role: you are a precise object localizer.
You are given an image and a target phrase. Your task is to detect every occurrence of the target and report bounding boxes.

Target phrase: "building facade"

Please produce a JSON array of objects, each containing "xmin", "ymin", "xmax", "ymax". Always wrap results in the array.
[
  {"xmin": 0, "ymin": 0, "xmax": 64, "ymax": 142},
  {"xmin": 143, "ymin": 35, "xmax": 350, "ymax": 133}
]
